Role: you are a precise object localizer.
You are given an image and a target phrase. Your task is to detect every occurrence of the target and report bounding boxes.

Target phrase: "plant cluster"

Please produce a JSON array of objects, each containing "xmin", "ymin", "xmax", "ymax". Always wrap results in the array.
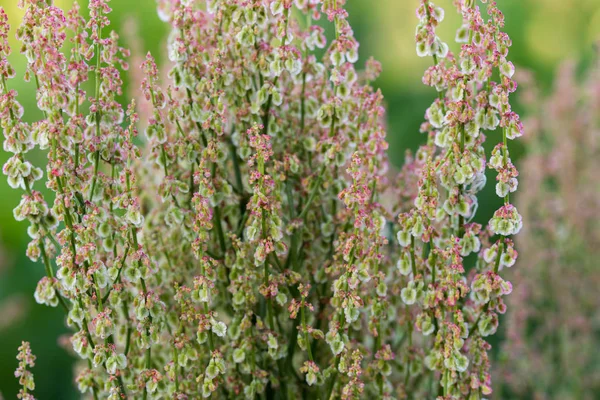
[{"xmin": 2, "ymin": 0, "xmax": 522, "ymax": 399}]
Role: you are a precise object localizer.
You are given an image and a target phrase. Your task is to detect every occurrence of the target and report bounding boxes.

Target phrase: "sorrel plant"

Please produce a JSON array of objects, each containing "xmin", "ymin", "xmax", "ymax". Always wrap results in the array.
[{"xmin": 1, "ymin": 0, "xmax": 522, "ymax": 398}]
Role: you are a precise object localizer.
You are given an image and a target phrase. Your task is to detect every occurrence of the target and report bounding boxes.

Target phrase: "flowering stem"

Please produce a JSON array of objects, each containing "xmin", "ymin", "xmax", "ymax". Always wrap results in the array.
[
  {"xmin": 123, "ymin": 300, "xmax": 132, "ymax": 356},
  {"xmin": 430, "ymin": 251, "xmax": 437, "ymax": 286},
  {"xmin": 298, "ymin": 164, "xmax": 327, "ymax": 220},
  {"xmin": 502, "ymin": 127, "xmax": 510, "ymax": 204},
  {"xmin": 494, "ymin": 241, "xmax": 505, "ymax": 275},
  {"xmin": 213, "ymin": 202, "xmax": 227, "ymax": 255},
  {"xmin": 325, "ymin": 355, "xmax": 341, "ymax": 400},
  {"xmin": 139, "ymin": 272, "xmax": 153, "ymax": 400},
  {"xmin": 39, "ymin": 241, "xmax": 69, "ymax": 312},
  {"xmin": 424, "ymin": 0, "xmax": 443, "ymax": 103},
  {"xmin": 410, "ymin": 235, "xmax": 418, "ymax": 277},
  {"xmin": 443, "ymin": 368, "xmax": 449, "ymax": 396},
  {"xmin": 89, "ymin": 24, "xmax": 103, "ymax": 202},
  {"xmin": 229, "ymin": 139, "xmax": 244, "ymax": 195},
  {"xmin": 404, "ymin": 317, "xmax": 414, "ymax": 388},
  {"xmin": 300, "ymin": 304, "xmax": 314, "ymax": 362},
  {"xmin": 22, "ymin": 179, "xmax": 69, "ymax": 313},
  {"xmin": 300, "ymin": 71, "xmax": 307, "ymax": 136}
]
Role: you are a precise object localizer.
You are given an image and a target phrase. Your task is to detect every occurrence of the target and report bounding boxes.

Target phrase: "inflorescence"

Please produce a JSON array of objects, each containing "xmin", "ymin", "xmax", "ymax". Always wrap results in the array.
[{"xmin": 2, "ymin": 1, "xmax": 522, "ymax": 399}]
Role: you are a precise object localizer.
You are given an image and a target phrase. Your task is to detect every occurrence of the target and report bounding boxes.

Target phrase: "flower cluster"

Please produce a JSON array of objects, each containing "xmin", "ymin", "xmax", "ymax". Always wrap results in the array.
[
  {"xmin": 389, "ymin": 0, "xmax": 523, "ymax": 398},
  {"xmin": 496, "ymin": 59, "xmax": 600, "ymax": 398},
  {"xmin": 2, "ymin": 0, "xmax": 523, "ymax": 399},
  {"xmin": 14, "ymin": 341, "xmax": 36, "ymax": 400}
]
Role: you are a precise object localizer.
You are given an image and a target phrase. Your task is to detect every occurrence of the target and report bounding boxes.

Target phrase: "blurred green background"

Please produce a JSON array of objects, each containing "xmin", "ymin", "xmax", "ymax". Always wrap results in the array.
[{"xmin": 0, "ymin": 0, "xmax": 598, "ymax": 398}]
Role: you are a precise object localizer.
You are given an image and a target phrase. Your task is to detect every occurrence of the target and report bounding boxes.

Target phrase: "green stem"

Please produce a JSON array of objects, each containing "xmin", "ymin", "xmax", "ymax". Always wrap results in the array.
[
  {"xmin": 173, "ymin": 345, "xmax": 180, "ymax": 391},
  {"xmin": 140, "ymin": 276, "xmax": 153, "ymax": 400},
  {"xmin": 430, "ymin": 251, "xmax": 437, "ymax": 286},
  {"xmin": 410, "ymin": 236, "xmax": 418, "ymax": 277},
  {"xmin": 298, "ymin": 164, "xmax": 327, "ymax": 220},
  {"xmin": 301, "ymin": 305, "xmax": 314, "ymax": 362},
  {"xmin": 123, "ymin": 300, "xmax": 132, "ymax": 356},
  {"xmin": 443, "ymin": 368, "xmax": 450, "ymax": 396},
  {"xmin": 502, "ymin": 127, "xmax": 510, "ymax": 204},
  {"xmin": 325, "ymin": 355, "xmax": 341, "ymax": 400},
  {"xmin": 89, "ymin": 27, "xmax": 103, "ymax": 202},
  {"xmin": 493, "ymin": 240, "xmax": 505, "ymax": 275},
  {"xmin": 213, "ymin": 205, "xmax": 227, "ymax": 255}
]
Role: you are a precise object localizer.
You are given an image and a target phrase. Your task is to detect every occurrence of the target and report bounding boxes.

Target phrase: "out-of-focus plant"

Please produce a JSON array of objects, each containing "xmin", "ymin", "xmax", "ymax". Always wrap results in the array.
[
  {"xmin": 14, "ymin": 341, "xmax": 36, "ymax": 400},
  {"xmin": 496, "ymin": 58, "xmax": 600, "ymax": 400},
  {"xmin": 0, "ymin": 0, "xmax": 523, "ymax": 399}
]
